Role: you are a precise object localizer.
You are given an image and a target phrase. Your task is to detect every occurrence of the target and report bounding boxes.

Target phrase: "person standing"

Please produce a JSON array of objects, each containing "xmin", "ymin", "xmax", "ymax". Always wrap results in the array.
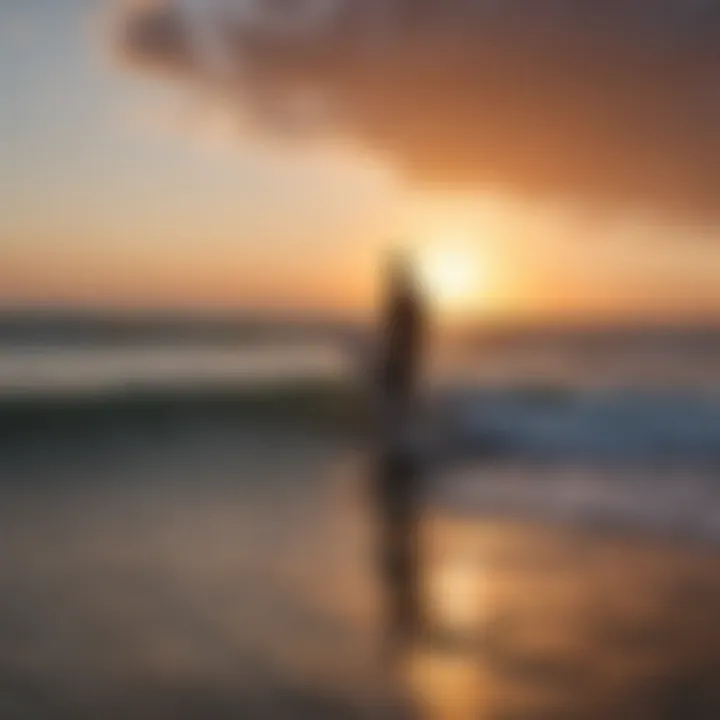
[{"xmin": 373, "ymin": 251, "xmax": 427, "ymax": 650}]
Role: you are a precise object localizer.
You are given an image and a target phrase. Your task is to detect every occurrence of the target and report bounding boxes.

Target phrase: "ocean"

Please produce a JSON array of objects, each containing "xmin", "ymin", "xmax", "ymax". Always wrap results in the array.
[{"xmin": 0, "ymin": 323, "xmax": 718, "ymax": 718}]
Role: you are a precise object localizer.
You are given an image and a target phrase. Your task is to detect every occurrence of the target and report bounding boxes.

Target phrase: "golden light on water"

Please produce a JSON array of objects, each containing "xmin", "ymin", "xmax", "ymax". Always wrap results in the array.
[
  {"xmin": 406, "ymin": 650, "xmax": 485, "ymax": 720},
  {"xmin": 427, "ymin": 551, "xmax": 489, "ymax": 635}
]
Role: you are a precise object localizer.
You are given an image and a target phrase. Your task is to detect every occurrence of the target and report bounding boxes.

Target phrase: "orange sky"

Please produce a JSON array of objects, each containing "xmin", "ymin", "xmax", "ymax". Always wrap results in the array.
[
  {"xmin": 3, "ymin": 185, "xmax": 720, "ymax": 323},
  {"xmin": 2, "ymin": 2, "xmax": 720, "ymax": 323}
]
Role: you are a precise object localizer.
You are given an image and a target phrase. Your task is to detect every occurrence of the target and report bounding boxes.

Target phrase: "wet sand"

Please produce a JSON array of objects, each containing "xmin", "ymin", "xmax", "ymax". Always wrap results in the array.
[
  {"xmin": 0, "ymin": 422, "xmax": 718, "ymax": 718},
  {"xmin": 409, "ymin": 517, "xmax": 720, "ymax": 719}
]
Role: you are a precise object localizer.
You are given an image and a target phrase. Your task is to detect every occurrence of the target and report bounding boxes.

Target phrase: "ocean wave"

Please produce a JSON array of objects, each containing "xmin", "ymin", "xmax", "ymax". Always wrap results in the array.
[
  {"xmin": 437, "ymin": 385, "xmax": 720, "ymax": 466},
  {"xmin": 431, "ymin": 463, "xmax": 720, "ymax": 545}
]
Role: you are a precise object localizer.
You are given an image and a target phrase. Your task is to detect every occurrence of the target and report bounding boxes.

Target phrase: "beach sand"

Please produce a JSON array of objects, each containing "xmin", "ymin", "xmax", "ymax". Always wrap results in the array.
[{"xmin": 0, "ymin": 419, "xmax": 718, "ymax": 718}]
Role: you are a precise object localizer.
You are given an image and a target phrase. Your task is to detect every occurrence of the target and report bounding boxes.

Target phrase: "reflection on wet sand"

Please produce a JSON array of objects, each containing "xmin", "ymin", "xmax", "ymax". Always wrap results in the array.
[
  {"xmin": 0, "ymin": 428, "xmax": 718, "ymax": 719},
  {"xmin": 400, "ymin": 516, "xmax": 720, "ymax": 719},
  {"xmin": 406, "ymin": 650, "xmax": 484, "ymax": 720}
]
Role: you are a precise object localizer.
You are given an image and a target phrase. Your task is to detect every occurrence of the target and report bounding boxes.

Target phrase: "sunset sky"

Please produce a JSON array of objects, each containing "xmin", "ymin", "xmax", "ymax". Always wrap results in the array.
[{"xmin": 2, "ymin": 0, "xmax": 720, "ymax": 322}]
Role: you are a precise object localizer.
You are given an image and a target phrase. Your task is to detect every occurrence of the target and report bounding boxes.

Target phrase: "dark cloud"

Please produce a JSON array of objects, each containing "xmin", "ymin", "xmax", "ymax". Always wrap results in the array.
[
  {"xmin": 120, "ymin": 2, "xmax": 195, "ymax": 75},
  {"xmin": 119, "ymin": 1, "xmax": 720, "ymax": 222}
]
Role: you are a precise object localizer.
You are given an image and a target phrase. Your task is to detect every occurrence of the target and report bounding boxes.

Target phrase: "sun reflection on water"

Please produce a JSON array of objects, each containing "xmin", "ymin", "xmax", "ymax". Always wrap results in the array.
[
  {"xmin": 405, "ymin": 649, "xmax": 486, "ymax": 720},
  {"xmin": 427, "ymin": 553, "xmax": 489, "ymax": 636}
]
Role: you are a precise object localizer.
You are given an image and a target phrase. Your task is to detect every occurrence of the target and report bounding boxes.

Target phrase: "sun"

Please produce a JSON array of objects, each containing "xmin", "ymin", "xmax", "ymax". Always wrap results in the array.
[{"xmin": 417, "ymin": 244, "xmax": 488, "ymax": 312}]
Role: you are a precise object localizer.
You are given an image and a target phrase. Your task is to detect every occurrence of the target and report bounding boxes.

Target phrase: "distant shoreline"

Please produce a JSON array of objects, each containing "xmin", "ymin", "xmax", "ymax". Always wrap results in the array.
[{"xmin": 0, "ymin": 309, "xmax": 717, "ymax": 347}]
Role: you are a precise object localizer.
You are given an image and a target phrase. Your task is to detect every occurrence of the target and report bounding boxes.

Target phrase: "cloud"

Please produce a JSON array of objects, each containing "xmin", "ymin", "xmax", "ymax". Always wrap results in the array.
[{"xmin": 117, "ymin": 1, "xmax": 720, "ymax": 222}]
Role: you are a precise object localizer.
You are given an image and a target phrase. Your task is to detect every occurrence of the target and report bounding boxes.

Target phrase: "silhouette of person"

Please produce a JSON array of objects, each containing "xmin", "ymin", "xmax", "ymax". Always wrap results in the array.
[
  {"xmin": 373, "ymin": 252, "xmax": 427, "ymax": 651},
  {"xmin": 378, "ymin": 253, "xmax": 425, "ymax": 412}
]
